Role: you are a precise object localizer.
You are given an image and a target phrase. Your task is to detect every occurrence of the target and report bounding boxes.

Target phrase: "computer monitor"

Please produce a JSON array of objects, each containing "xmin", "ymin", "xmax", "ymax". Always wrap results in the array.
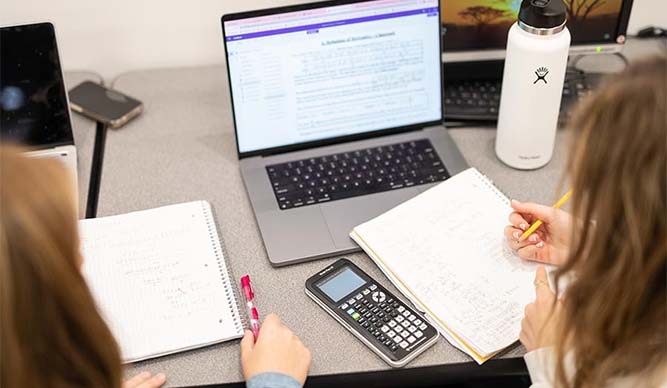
[{"xmin": 441, "ymin": 0, "xmax": 634, "ymax": 62}]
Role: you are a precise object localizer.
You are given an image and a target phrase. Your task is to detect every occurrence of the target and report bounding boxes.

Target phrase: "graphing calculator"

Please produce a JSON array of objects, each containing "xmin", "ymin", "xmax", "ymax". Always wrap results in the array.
[{"xmin": 305, "ymin": 258, "xmax": 439, "ymax": 367}]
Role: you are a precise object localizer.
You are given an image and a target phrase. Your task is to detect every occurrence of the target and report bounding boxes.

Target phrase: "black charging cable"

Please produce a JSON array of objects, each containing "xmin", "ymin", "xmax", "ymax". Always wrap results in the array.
[{"xmin": 85, "ymin": 121, "xmax": 107, "ymax": 218}]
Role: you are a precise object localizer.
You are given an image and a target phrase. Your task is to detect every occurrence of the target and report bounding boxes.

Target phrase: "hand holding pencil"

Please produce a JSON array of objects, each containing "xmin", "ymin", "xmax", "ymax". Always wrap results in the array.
[{"xmin": 504, "ymin": 191, "xmax": 574, "ymax": 266}]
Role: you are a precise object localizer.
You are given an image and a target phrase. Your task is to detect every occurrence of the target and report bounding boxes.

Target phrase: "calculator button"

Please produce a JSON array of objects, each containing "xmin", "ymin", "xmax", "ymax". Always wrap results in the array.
[
  {"xmin": 381, "ymin": 325, "xmax": 389, "ymax": 333},
  {"xmin": 378, "ymin": 312, "xmax": 385, "ymax": 318},
  {"xmin": 398, "ymin": 306, "xmax": 405, "ymax": 313},
  {"xmin": 415, "ymin": 331, "xmax": 423, "ymax": 338},
  {"xmin": 370, "ymin": 317, "xmax": 378, "ymax": 323},
  {"xmin": 369, "ymin": 284, "xmax": 377, "ymax": 291},
  {"xmin": 362, "ymin": 289, "xmax": 370, "ymax": 295},
  {"xmin": 358, "ymin": 317, "xmax": 365, "ymax": 324},
  {"xmin": 363, "ymin": 312, "xmax": 372, "ymax": 319},
  {"xmin": 407, "ymin": 336, "xmax": 416, "ymax": 344},
  {"xmin": 354, "ymin": 303, "xmax": 362, "ymax": 310},
  {"xmin": 341, "ymin": 303, "xmax": 349, "ymax": 310},
  {"xmin": 379, "ymin": 335, "xmax": 386, "ymax": 342},
  {"xmin": 402, "ymin": 310, "xmax": 410, "ymax": 317},
  {"xmin": 361, "ymin": 299, "xmax": 368, "ymax": 305},
  {"xmin": 401, "ymin": 321, "xmax": 410, "ymax": 328},
  {"xmin": 383, "ymin": 316, "xmax": 390, "ymax": 323},
  {"xmin": 391, "ymin": 345, "xmax": 398, "ymax": 352},
  {"xmin": 392, "ymin": 302, "xmax": 399, "ymax": 308},
  {"xmin": 347, "ymin": 308, "xmax": 354, "ymax": 315},
  {"xmin": 371, "ymin": 291, "xmax": 386, "ymax": 303},
  {"xmin": 367, "ymin": 303, "xmax": 375, "ymax": 309},
  {"xmin": 388, "ymin": 321, "xmax": 397, "ymax": 327},
  {"xmin": 347, "ymin": 298, "xmax": 356, "ymax": 305},
  {"xmin": 393, "ymin": 336, "xmax": 402, "ymax": 343},
  {"xmin": 387, "ymin": 298, "xmax": 394, "ymax": 303},
  {"xmin": 401, "ymin": 331, "xmax": 410, "ymax": 338},
  {"xmin": 419, "ymin": 323, "xmax": 428, "ymax": 330},
  {"xmin": 408, "ymin": 315, "xmax": 416, "ymax": 322},
  {"xmin": 362, "ymin": 321, "xmax": 370, "ymax": 328},
  {"xmin": 396, "ymin": 316, "xmax": 404, "ymax": 322},
  {"xmin": 371, "ymin": 307, "xmax": 380, "ymax": 314},
  {"xmin": 390, "ymin": 311, "xmax": 398, "ymax": 317},
  {"xmin": 414, "ymin": 319, "xmax": 422, "ymax": 325},
  {"xmin": 355, "ymin": 293, "xmax": 363, "ymax": 300},
  {"xmin": 351, "ymin": 313, "xmax": 361, "ymax": 320},
  {"xmin": 387, "ymin": 330, "xmax": 396, "ymax": 338},
  {"xmin": 360, "ymin": 307, "xmax": 368, "ymax": 314},
  {"xmin": 384, "ymin": 340, "xmax": 393, "ymax": 347},
  {"xmin": 373, "ymin": 331, "xmax": 381, "ymax": 338},
  {"xmin": 408, "ymin": 325, "xmax": 417, "ymax": 332},
  {"xmin": 395, "ymin": 326, "xmax": 403, "ymax": 333},
  {"xmin": 379, "ymin": 302, "xmax": 387, "ymax": 308},
  {"xmin": 384, "ymin": 307, "xmax": 392, "ymax": 313},
  {"xmin": 400, "ymin": 341, "xmax": 409, "ymax": 349},
  {"xmin": 375, "ymin": 321, "xmax": 383, "ymax": 328}
]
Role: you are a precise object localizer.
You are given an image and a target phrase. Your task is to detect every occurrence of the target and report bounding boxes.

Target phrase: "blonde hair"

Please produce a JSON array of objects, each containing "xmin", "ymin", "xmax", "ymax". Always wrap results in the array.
[
  {"xmin": 554, "ymin": 55, "xmax": 667, "ymax": 387},
  {"xmin": 0, "ymin": 145, "xmax": 122, "ymax": 388}
]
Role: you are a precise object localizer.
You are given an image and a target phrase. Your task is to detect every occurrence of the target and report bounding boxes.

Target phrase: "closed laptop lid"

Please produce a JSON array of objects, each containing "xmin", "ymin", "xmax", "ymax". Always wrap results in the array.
[
  {"xmin": 0, "ymin": 22, "xmax": 74, "ymax": 149},
  {"xmin": 222, "ymin": 0, "xmax": 443, "ymax": 158}
]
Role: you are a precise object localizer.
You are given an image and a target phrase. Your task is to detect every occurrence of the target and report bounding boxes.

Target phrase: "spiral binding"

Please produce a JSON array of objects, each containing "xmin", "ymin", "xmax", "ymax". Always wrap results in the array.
[
  {"xmin": 201, "ymin": 201, "xmax": 247, "ymax": 333},
  {"xmin": 472, "ymin": 168, "xmax": 511, "ymax": 206}
]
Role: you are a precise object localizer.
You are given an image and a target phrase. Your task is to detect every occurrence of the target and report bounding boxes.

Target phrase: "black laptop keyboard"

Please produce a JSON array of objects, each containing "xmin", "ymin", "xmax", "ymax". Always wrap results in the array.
[
  {"xmin": 444, "ymin": 72, "xmax": 599, "ymax": 122},
  {"xmin": 266, "ymin": 139, "xmax": 449, "ymax": 210}
]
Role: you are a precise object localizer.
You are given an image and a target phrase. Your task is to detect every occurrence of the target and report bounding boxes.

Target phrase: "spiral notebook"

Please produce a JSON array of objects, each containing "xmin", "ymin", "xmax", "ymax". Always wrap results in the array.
[
  {"xmin": 350, "ymin": 168, "xmax": 544, "ymax": 364},
  {"xmin": 79, "ymin": 201, "xmax": 244, "ymax": 363}
]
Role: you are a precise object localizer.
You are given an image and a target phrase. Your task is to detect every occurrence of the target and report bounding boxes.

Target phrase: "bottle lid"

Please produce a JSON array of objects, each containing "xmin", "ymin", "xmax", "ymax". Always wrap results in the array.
[{"xmin": 519, "ymin": 0, "xmax": 567, "ymax": 32}]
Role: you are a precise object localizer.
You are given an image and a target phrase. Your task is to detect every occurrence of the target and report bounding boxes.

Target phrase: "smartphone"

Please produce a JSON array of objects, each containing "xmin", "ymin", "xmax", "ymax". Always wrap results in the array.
[{"xmin": 68, "ymin": 81, "xmax": 143, "ymax": 128}]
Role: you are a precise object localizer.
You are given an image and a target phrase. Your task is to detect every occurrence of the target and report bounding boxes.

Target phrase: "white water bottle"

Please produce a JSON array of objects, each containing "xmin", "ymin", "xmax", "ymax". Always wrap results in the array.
[{"xmin": 495, "ymin": 0, "xmax": 571, "ymax": 169}]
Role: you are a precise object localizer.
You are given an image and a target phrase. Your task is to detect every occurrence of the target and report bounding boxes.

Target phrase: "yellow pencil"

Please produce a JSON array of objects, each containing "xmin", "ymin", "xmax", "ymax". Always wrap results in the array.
[{"xmin": 519, "ymin": 190, "xmax": 572, "ymax": 242}]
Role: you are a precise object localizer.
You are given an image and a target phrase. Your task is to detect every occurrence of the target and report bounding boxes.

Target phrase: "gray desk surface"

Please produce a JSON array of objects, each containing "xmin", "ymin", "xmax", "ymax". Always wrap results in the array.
[
  {"xmin": 64, "ymin": 71, "xmax": 103, "ymax": 218},
  {"xmin": 98, "ymin": 38, "xmax": 665, "ymax": 387}
]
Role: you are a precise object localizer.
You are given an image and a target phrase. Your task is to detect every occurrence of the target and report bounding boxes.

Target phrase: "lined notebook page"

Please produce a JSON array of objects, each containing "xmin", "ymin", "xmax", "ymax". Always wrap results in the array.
[
  {"xmin": 351, "ymin": 168, "xmax": 541, "ymax": 362},
  {"xmin": 80, "ymin": 201, "xmax": 243, "ymax": 363}
]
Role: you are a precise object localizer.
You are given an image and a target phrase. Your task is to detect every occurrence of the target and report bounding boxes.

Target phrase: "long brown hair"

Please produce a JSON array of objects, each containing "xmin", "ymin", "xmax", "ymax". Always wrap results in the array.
[
  {"xmin": 554, "ymin": 56, "xmax": 667, "ymax": 387},
  {"xmin": 0, "ymin": 146, "xmax": 122, "ymax": 388}
]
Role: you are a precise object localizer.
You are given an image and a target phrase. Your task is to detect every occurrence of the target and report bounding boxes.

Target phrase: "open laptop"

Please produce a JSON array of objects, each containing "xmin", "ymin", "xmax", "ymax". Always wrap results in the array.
[
  {"xmin": 0, "ymin": 22, "xmax": 78, "ymax": 192},
  {"xmin": 221, "ymin": 0, "xmax": 468, "ymax": 266}
]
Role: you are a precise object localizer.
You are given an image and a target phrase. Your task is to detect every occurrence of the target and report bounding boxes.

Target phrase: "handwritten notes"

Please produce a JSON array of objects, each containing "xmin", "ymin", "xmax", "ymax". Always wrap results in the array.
[
  {"xmin": 351, "ymin": 168, "xmax": 541, "ymax": 363},
  {"xmin": 80, "ymin": 201, "xmax": 243, "ymax": 362}
]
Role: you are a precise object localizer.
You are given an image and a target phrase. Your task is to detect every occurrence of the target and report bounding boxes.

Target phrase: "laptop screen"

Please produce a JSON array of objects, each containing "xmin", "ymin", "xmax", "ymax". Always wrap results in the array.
[
  {"xmin": 0, "ymin": 23, "xmax": 73, "ymax": 148},
  {"xmin": 223, "ymin": 0, "xmax": 442, "ymax": 155}
]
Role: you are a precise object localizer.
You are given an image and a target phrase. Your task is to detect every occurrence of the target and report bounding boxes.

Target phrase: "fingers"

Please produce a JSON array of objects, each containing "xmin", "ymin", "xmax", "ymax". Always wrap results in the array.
[
  {"xmin": 511, "ymin": 200, "xmax": 556, "ymax": 224},
  {"xmin": 124, "ymin": 372, "xmax": 152, "ymax": 388},
  {"xmin": 508, "ymin": 212, "xmax": 529, "ymax": 230},
  {"xmin": 505, "ymin": 226, "xmax": 541, "ymax": 250},
  {"xmin": 135, "ymin": 374, "xmax": 166, "ymax": 388},
  {"xmin": 240, "ymin": 330, "xmax": 255, "ymax": 362},
  {"xmin": 124, "ymin": 372, "xmax": 166, "ymax": 388},
  {"xmin": 262, "ymin": 313, "xmax": 281, "ymax": 328},
  {"xmin": 516, "ymin": 244, "xmax": 550, "ymax": 263}
]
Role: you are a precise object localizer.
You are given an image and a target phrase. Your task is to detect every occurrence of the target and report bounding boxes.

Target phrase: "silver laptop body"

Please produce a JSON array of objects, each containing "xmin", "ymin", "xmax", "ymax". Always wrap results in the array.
[{"xmin": 222, "ymin": 0, "xmax": 468, "ymax": 266}]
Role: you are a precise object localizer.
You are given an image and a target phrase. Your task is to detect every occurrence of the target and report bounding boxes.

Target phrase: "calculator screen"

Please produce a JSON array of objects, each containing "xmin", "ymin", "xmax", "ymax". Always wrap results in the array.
[{"xmin": 317, "ymin": 267, "xmax": 366, "ymax": 302}]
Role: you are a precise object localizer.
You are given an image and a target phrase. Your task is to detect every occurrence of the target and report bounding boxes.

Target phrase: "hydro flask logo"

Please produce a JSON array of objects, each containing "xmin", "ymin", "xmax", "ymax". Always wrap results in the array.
[{"xmin": 534, "ymin": 67, "xmax": 549, "ymax": 84}]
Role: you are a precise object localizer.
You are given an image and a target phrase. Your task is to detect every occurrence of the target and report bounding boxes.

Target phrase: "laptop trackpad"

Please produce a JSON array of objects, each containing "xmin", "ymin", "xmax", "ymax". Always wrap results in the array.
[{"xmin": 320, "ymin": 188, "xmax": 419, "ymax": 249}]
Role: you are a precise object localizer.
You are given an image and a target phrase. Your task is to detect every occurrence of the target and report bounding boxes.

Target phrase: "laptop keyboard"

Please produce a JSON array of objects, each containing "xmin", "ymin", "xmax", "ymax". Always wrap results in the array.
[
  {"xmin": 444, "ymin": 72, "xmax": 598, "ymax": 122},
  {"xmin": 266, "ymin": 139, "xmax": 449, "ymax": 210}
]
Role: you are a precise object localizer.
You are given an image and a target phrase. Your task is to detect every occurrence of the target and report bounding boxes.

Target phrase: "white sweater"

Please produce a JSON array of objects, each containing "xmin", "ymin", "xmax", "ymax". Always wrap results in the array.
[{"xmin": 524, "ymin": 347, "xmax": 667, "ymax": 387}]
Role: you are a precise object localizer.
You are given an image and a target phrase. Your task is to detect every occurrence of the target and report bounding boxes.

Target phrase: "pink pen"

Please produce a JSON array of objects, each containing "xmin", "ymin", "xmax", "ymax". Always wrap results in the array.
[{"xmin": 241, "ymin": 275, "xmax": 261, "ymax": 341}]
